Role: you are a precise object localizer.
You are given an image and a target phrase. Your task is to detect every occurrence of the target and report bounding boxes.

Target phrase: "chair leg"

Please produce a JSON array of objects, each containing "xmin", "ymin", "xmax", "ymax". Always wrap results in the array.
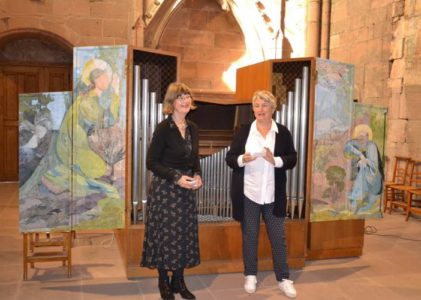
[
  {"xmin": 23, "ymin": 233, "xmax": 28, "ymax": 280},
  {"xmin": 388, "ymin": 188, "xmax": 393, "ymax": 214},
  {"xmin": 29, "ymin": 233, "xmax": 34, "ymax": 252},
  {"xmin": 65, "ymin": 231, "xmax": 72, "ymax": 278},
  {"xmin": 406, "ymin": 192, "xmax": 412, "ymax": 221},
  {"xmin": 383, "ymin": 187, "xmax": 390, "ymax": 213}
]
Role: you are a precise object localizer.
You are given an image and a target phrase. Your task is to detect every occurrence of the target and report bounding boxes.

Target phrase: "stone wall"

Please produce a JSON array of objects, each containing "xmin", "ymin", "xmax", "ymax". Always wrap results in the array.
[
  {"xmin": 397, "ymin": 0, "xmax": 421, "ymax": 161},
  {"xmin": 330, "ymin": 0, "xmax": 421, "ymax": 179},
  {"xmin": 158, "ymin": 0, "xmax": 246, "ymax": 92},
  {"xmin": 0, "ymin": 0, "xmax": 142, "ymax": 47},
  {"xmin": 0, "ymin": 0, "xmax": 245, "ymax": 94},
  {"xmin": 2, "ymin": 0, "xmax": 420, "ymax": 177}
]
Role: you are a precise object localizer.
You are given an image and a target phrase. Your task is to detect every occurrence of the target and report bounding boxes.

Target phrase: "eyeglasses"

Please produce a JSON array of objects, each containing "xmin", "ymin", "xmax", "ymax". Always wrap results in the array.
[{"xmin": 176, "ymin": 94, "xmax": 192, "ymax": 101}]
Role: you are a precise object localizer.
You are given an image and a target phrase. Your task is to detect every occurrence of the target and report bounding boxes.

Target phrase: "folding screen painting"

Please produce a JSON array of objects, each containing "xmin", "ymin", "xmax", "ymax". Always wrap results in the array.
[
  {"xmin": 19, "ymin": 92, "xmax": 73, "ymax": 231},
  {"xmin": 19, "ymin": 45, "xmax": 127, "ymax": 231},
  {"xmin": 70, "ymin": 45, "xmax": 127, "ymax": 230},
  {"xmin": 344, "ymin": 103, "xmax": 387, "ymax": 218},
  {"xmin": 310, "ymin": 58, "xmax": 387, "ymax": 222}
]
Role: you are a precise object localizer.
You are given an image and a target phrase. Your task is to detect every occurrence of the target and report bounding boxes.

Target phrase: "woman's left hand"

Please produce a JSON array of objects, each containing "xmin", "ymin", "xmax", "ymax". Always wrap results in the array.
[
  {"xmin": 263, "ymin": 147, "xmax": 275, "ymax": 165},
  {"xmin": 191, "ymin": 175, "xmax": 203, "ymax": 190}
]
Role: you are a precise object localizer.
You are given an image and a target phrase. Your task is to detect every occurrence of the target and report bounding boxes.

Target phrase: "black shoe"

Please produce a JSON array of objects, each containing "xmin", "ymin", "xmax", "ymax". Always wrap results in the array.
[
  {"xmin": 158, "ymin": 278, "xmax": 175, "ymax": 300},
  {"xmin": 170, "ymin": 277, "xmax": 196, "ymax": 299}
]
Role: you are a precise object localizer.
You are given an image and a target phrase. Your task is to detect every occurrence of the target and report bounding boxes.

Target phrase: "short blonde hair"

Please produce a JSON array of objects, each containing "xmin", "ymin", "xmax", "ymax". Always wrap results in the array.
[
  {"xmin": 163, "ymin": 82, "xmax": 197, "ymax": 114},
  {"xmin": 252, "ymin": 90, "xmax": 276, "ymax": 110},
  {"xmin": 352, "ymin": 124, "xmax": 373, "ymax": 140}
]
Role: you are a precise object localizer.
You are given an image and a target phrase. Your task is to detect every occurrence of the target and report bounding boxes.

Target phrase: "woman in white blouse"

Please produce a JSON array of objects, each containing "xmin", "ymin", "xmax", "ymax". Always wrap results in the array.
[{"xmin": 226, "ymin": 90, "xmax": 297, "ymax": 298}]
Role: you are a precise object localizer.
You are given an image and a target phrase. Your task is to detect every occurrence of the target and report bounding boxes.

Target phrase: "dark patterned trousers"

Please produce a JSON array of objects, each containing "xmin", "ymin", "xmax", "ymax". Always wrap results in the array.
[{"xmin": 241, "ymin": 196, "xmax": 289, "ymax": 281}]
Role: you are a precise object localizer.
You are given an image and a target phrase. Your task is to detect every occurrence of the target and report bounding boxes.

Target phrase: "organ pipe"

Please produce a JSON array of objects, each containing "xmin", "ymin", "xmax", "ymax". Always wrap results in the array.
[
  {"xmin": 298, "ymin": 67, "xmax": 309, "ymax": 218},
  {"xmin": 131, "ymin": 65, "xmax": 141, "ymax": 223},
  {"xmin": 141, "ymin": 79, "xmax": 149, "ymax": 222}
]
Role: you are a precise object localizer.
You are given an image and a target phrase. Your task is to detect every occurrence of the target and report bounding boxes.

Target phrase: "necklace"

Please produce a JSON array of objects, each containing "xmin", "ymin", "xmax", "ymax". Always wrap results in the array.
[{"xmin": 172, "ymin": 117, "xmax": 187, "ymax": 129}]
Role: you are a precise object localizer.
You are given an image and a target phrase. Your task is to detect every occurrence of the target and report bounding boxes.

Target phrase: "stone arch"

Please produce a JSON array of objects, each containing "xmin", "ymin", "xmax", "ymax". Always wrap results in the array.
[
  {"xmin": 144, "ymin": 0, "xmax": 277, "ymax": 62},
  {"xmin": 0, "ymin": 28, "xmax": 73, "ymax": 63}
]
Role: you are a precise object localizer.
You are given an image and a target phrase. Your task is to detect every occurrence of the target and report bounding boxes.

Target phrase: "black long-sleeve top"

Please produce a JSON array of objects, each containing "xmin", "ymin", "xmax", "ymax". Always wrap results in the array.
[{"xmin": 146, "ymin": 117, "xmax": 201, "ymax": 181}]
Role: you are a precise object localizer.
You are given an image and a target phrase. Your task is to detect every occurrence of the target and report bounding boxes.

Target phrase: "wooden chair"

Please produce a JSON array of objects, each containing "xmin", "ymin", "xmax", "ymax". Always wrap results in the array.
[
  {"xmin": 23, "ymin": 231, "xmax": 72, "ymax": 280},
  {"xmin": 406, "ymin": 188, "xmax": 421, "ymax": 220},
  {"xmin": 388, "ymin": 160, "xmax": 421, "ymax": 215},
  {"xmin": 383, "ymin": 156, "xmax": 411, "ymax": 213}
]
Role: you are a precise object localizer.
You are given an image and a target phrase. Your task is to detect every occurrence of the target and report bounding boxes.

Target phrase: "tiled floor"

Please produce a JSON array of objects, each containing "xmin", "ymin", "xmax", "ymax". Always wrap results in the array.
[{"xmin": 1, "ymin": 182, "xmax": 421, "ymax": 299}]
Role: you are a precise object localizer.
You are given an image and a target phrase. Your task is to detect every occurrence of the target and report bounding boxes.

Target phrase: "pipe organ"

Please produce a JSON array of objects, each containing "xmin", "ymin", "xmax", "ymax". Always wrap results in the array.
[
  {"xmin": 132, "ymin": 65, "xmax": 310, "ymax": 224},
  {"xmin": 276, "ymin": 66, "xmax": 310, "ymax": 220},
  {"xmin": 131, "ymin": 50, "xmax": 177, "ymax": 224},
  {"xmin": 119, "ymin": 53, "xmax": 365, "ymax": 278}
]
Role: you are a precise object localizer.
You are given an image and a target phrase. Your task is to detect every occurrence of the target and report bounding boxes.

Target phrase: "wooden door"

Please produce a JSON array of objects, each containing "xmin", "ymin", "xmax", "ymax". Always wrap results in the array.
[
  {"xmin": 0, "ymin": 65, "xmax": 71, "ymax": 181},
  {"xmin": 43, "ymin": 66, "xmax": 71, "ymax": 92}
]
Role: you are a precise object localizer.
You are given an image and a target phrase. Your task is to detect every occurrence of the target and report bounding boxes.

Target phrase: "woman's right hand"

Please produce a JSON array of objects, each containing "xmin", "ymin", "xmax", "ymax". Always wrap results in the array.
[
  {"xmin": 242, "ymin": 152, "xmax": 256, "ymax": 163},
  {"xmin": 177, "ymin": 175, "xmax": 197, "ymax": 190}
]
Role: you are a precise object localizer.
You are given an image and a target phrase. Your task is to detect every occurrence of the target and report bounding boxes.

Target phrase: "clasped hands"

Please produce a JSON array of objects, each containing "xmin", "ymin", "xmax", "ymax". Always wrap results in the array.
[
  {"xmin": 177, "ymin": 175, "xmax": 203, "ymax": 190},
  {"xmin": 242, "ymin": 147, "xmax": 275, "ymax": 165},
  {"xmin": 358, "ymin": 154, "xmax": 369, "ymax": 167}
]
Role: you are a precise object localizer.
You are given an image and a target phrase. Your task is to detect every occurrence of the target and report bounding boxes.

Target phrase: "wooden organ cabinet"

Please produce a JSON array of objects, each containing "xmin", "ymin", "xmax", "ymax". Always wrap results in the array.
[
  {"xmin": 116, "ymin": 53, "xmax": 365, "ymax": 279},
  {"xmin": 116, "ymin": 47, "xmax": 306, "ymax": 278}
]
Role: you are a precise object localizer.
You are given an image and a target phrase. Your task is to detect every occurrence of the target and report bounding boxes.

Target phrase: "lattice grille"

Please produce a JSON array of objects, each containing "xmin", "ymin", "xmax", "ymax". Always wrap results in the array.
[
  {"xmin": 272, "ymin": 61, "xmax": 311, "ymax": 106},
  {"xmin": 133, "ymin": 50, "xmax": 177, "ymax": 102}
]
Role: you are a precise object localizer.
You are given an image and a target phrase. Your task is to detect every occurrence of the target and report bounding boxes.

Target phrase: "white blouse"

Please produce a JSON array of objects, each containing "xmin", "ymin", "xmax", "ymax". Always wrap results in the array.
[{"xmin": 237, "ymin": 120, "xmax": 284, "ymax": 205}]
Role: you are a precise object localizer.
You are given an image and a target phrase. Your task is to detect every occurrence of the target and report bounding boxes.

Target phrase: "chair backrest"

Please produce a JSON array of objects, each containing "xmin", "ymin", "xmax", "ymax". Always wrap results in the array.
[
  {"xmin": 401, "ymin": 159, "xmax": 415, "ymax": 186},
  {"xmin": 392, "ymin": 156, "xmax": 411, "ymax": 184},
  {"xmin": 409, "ymin": 160, "xmax": 421, "ymax": 188}
]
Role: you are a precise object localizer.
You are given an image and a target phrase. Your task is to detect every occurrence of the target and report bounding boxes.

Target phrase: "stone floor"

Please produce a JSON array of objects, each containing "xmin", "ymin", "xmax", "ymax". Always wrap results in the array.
[{"xmin": 1, "ymin": 182, "xmax": 421, "ymax": 299}]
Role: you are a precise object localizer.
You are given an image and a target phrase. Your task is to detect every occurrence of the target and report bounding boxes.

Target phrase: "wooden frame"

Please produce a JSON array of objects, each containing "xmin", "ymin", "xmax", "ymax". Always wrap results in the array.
[{"xmin": 22, "ymin": 231, "xmax": 72, "ymax": 280}]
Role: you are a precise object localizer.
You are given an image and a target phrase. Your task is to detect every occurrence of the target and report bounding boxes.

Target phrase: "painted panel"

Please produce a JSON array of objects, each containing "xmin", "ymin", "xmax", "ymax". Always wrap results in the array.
[
  {"xmin": 310, "ymin": 58, "xmax": 386, "ymax": 222},
  {"xmin": 70, "ymin": 45, "xmax": 127, "ymax": 229},
  {"xmin": 344, "ymin": 103, "xmax": 386, "ymax": 218},
  {"xmin": 310, "ymin": 58, "xmax": 354, "ymax": 222},
  {"xmin": 19, "ymin": 92, "xmax": 73, "ymax": 231},
  {"xmin": 19, "ymin": 45, "xmax": 127, "ymax": 231}
]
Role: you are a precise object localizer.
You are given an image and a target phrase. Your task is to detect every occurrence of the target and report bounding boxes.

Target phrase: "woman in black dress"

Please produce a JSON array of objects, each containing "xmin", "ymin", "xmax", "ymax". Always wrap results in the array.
[{"xmin": 141, "ymin": 82, "xmax": 202, "ymax": 300}]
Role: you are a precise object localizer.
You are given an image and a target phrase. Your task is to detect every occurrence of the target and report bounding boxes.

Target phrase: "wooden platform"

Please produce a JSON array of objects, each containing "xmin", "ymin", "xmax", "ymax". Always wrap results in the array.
[
  {"xmin": 114, "ymin": 217, "xmax": 366, "ymax": 278},
  {"xmin": 115, "ymin": 220, "xmax": 307, "ymax": 278},
  {"xmin": 307, "ymin": 219, "xmax": 365, "ymax": 259}
]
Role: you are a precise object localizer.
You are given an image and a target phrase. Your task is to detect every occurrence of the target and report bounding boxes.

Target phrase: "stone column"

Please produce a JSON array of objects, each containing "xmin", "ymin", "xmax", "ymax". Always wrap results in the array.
[
  {"xmin": 306, "ymin": 0, "xmax": 321, "ymax": 57},
  {"xmin": 320, "ymin": 0, "xmax": 331, "ymax": 58}
]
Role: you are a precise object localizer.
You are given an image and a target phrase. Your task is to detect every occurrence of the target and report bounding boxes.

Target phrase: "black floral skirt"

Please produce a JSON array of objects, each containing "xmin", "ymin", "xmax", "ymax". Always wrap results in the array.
[{"xmin": 140, "ymin": 175, "xmax": 200, "ymax": 270}]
